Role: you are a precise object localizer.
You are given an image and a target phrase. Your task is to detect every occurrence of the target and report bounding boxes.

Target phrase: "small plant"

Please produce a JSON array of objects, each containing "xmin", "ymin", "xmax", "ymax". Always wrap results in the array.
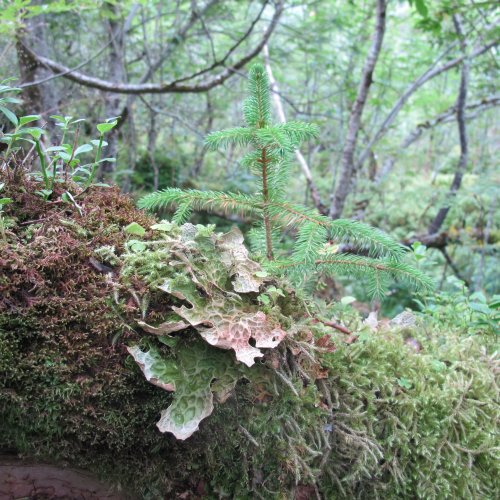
[
  {"xmin": 0, "ymin": 80, "xmax": 117, "ymax": 203},
  {"xmin": 0, "ymin": 182, "xmax": 12, "ymax": 243},
  {"xmin": 139, "ymin": 64, "xmax": 432, "ymax": 296}
]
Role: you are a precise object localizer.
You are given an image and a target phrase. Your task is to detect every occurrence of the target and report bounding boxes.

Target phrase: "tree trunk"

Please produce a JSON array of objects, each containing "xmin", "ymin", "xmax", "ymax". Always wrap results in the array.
[
  {"xmin": 329, "ymin": 0, "xmax": 387, "ymax": 219},
  {"xmin": 100, "ymin": 5, "xmax": 127, "ymax": 179},
  {"xmin": 428, "ymin": 15, "xmax": 469, "ymax": 235},
  {"xmin": 16, "ymin": 1, "xmax": 59, "ymax": 134}
]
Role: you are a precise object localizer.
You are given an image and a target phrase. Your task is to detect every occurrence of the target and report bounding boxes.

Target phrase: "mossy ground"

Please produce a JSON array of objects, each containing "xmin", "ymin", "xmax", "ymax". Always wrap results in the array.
[{"xmin": 1, "ymin": 171, "xmax": 498, "ymax": 499}]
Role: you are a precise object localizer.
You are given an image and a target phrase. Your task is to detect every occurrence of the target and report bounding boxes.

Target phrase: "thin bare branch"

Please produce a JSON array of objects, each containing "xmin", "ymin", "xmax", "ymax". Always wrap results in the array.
[{"xmin": 22, "ymin": 1, "xmax": 284, "ymax": 95}]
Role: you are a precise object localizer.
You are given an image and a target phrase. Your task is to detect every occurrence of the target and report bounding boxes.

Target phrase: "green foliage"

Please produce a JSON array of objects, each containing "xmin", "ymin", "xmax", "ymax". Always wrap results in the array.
[
  {"xmin": 139, "ymin": 64, "xmax": 432, "ymax": 297},
  {"xmin": 317, "ymin": 309, "xmax": 499, "ymax": 499},
  {"xmin": 0, "ymin": 82, "xmax": 117, "ymax": 201},
  {"xmin": 415, "ymin": 276, "xmax": 500, "ymax": 338},
  {"xmin": 182, "ymin": 305, "xmax": 500, "ymax": 499}
]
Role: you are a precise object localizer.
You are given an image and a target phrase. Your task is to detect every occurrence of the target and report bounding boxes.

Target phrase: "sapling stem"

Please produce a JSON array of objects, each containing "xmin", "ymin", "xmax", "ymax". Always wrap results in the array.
[
  {"xmin": 34, "ymin": 140, "xmax": 49, "ymax": 189},
  {"xmin": 81, "ymin": 133, "xmax": 104, "ymax": 193},
  {"xmin": 260, "ymin": 146, "xmax": 274, "ymax": 260},
  {"xmin": 0, "ymin": 213, "xmax": 6, "ymax": 243}
]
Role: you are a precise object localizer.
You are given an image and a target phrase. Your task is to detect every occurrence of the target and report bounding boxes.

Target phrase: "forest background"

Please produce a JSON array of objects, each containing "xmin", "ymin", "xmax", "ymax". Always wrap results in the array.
[{"xmin": 1, "ymin": 0, "xmax": 498, "ymax": 313}]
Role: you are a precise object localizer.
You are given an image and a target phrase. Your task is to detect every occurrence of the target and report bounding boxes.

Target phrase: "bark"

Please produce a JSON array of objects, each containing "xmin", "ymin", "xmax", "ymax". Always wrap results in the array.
[
  {"xmin": 191, "ymin": 93, "xmax": 214, "ymax": 178},
  {"xmin": 329, "ymin": 0, "xmax": 387, "ymax": 219},
  {"xmin": 263, "ymin": 44, "xmax": 325, "ymax": 213},
  {"xmin": 16, "ymin": 1, "xmax": 59, "ymax": 133},
  {"xmin": 100, "ymin": 4, "xmax": 130, "ymax": 178},
  {"xmin": 0, "ymin": 460, "xmax": 124, "ymax": 499},
  {"xmin": 147, "ymin": 110, "xmax": 160, "ymax": 191},
  {"xmin": 428, "ymin": 15, "xmax": 470, "ymax": 235},
  {"xmin": 475, "ymin": 197, "xmax": 496, "ymax": 289},
  {"xmin": 21, "ymin": 1, "xmax": 284, "ymax": 95}
]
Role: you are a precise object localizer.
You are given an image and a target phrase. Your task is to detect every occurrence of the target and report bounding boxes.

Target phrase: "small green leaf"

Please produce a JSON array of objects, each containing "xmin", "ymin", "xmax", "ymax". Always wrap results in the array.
[
  {"xmin": 97, "ymin": 121, "xmax": 118, "ymax": 133},
  {"xmin": 397, "ymin": 377, "xmax": 412, "ymax": 389},
  {"xmin": 73, "ymin": 144, "xmax": 93, "ymax": 156},
  {"xmin": 415, "ymin": 0, "xmax": 428, "ymax": 16},
  {"xmin": 469, "ymin": 302, "xmax": 490, "ymax": 315},
  {"xmin": 488, "ymin": 299, "xmax": 500, "ymax": 310},
  {"xmin": 19, "ymin": 115, "xmax": 40, "ymax": 126},
  {"xmin": 255, "ymin": 271, "xmax": 268, "ymax": 278},
  {"xmin": 258, "ymin": 294, "xmax": 270, "ymax": 305},
  {"xmin": 151, "ymin": 222, "xmax": 173, "ymax": 232},
  {"xmin": 470, "ymin": 291, "xmax": 487, "ymax": 303},
  {"xmin": 0, "ymin": 105, "xmax": 18, "ymax": 126},
  {"xmin": 431, "ymin": 360, "xmax": 447, "ymax": 372},
  {"xmin": 130, "ymin": 240, "xmax": 146, "ymax": 253},
  {"xmin": 22, "ymin": 127, "xmax": 44, "ymax": 140},
  {"xmin": 58, "ymin": 152, "xmax": 72, "ymax": 162},
  {"xmin": 36, "ymin": 189, "xmax": 52, "ymax": 199},
  {"xmin": 0, "ymin": 197, "xmax": 12, "ymax": 205},
  {"xmin": 341, "ymin": 296, "xmax": 356, "ymax": 305},
  {"xmin": 124, "ymin": 222, "xmax": 146, "ymax": 236}
]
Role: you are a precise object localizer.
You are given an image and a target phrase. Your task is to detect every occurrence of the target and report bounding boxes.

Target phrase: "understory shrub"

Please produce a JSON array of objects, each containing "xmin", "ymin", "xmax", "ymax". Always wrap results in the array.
[{"xmin": 0, "ymin": 171, "xmax": 498, "ymax": 499}]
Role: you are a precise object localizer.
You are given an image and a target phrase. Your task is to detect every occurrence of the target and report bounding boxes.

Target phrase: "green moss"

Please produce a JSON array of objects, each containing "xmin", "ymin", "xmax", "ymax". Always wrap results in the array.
[{"xmin": 1, "ymin": 172, "xmax": 498, "ymax": 499}]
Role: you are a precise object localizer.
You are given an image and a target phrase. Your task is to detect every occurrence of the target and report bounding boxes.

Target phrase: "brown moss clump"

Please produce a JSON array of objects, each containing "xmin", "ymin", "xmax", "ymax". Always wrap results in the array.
[{"xmin": 0, "ymin": 172, "xmax": 199, "ymax": 496}]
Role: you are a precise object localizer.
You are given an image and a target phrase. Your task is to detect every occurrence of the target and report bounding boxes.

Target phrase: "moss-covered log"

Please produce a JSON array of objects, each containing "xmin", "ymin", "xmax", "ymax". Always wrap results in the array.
[{"xmin": 1, "ymin": 172, "xmax": 498, "ymax": 499}]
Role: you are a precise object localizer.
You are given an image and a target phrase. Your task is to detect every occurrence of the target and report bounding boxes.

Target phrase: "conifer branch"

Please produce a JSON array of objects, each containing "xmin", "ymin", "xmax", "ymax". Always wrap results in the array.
[
  {"xmin": 267, "ymin": 201, "xmax": 406, "ymax": 259},
  {"xmin": 271, "ymin": 254, "xmax": 434, "ymax": 295},
  {"xmin": 205, "ymin": 127, "xmax": 255, "ymax": 150},
  {"xmin": 138, "ymin": 63, "xmax": 432, "ymax": 297},
  {"xmin": 138, "ymin": 188, "xmax": 262, "ymax": 219}
]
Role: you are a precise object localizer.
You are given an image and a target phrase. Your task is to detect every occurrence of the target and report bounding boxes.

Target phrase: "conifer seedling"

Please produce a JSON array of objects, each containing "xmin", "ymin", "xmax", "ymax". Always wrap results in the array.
[{"xmin": 139, "ymin": 64, "xmax": 432, "ymax": 296}]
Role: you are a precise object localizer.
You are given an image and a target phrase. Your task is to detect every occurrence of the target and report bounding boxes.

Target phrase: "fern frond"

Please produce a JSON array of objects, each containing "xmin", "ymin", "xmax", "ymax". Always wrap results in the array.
[
  {"xmin": 205, "ymin": 127, "xmax": 255, "ymax": 150},
  {"xmin": 244, "ymin": 64, "xmax": 271, "ymax": 128},
  {"xmin": 139, "ymin": 188, "xmax": 262, "ymax": 219}
]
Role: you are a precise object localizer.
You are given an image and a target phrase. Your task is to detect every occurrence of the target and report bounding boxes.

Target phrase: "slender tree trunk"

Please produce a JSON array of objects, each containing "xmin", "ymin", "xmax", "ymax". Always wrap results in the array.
[
  {"xmin": 100, "ymin": 5, "xmax": 127, "ymax": 179},
  {"xmin": 146, "ymin": 110, "xmax": 160, "ymax": 191},
  {"xmin": 329, "ymin": 0, "xmax": 387, "ymax": 219},
  {"xmin": 428, "ymin": 15, "xmax": 469, "ymax": 235},
  {"xmin": 191, "ymin": 93, "xmax": 214, "ymax": 177},
  {"xmin": 16, "ymin": 1, "xmax": 59, "ymax": 134}
]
